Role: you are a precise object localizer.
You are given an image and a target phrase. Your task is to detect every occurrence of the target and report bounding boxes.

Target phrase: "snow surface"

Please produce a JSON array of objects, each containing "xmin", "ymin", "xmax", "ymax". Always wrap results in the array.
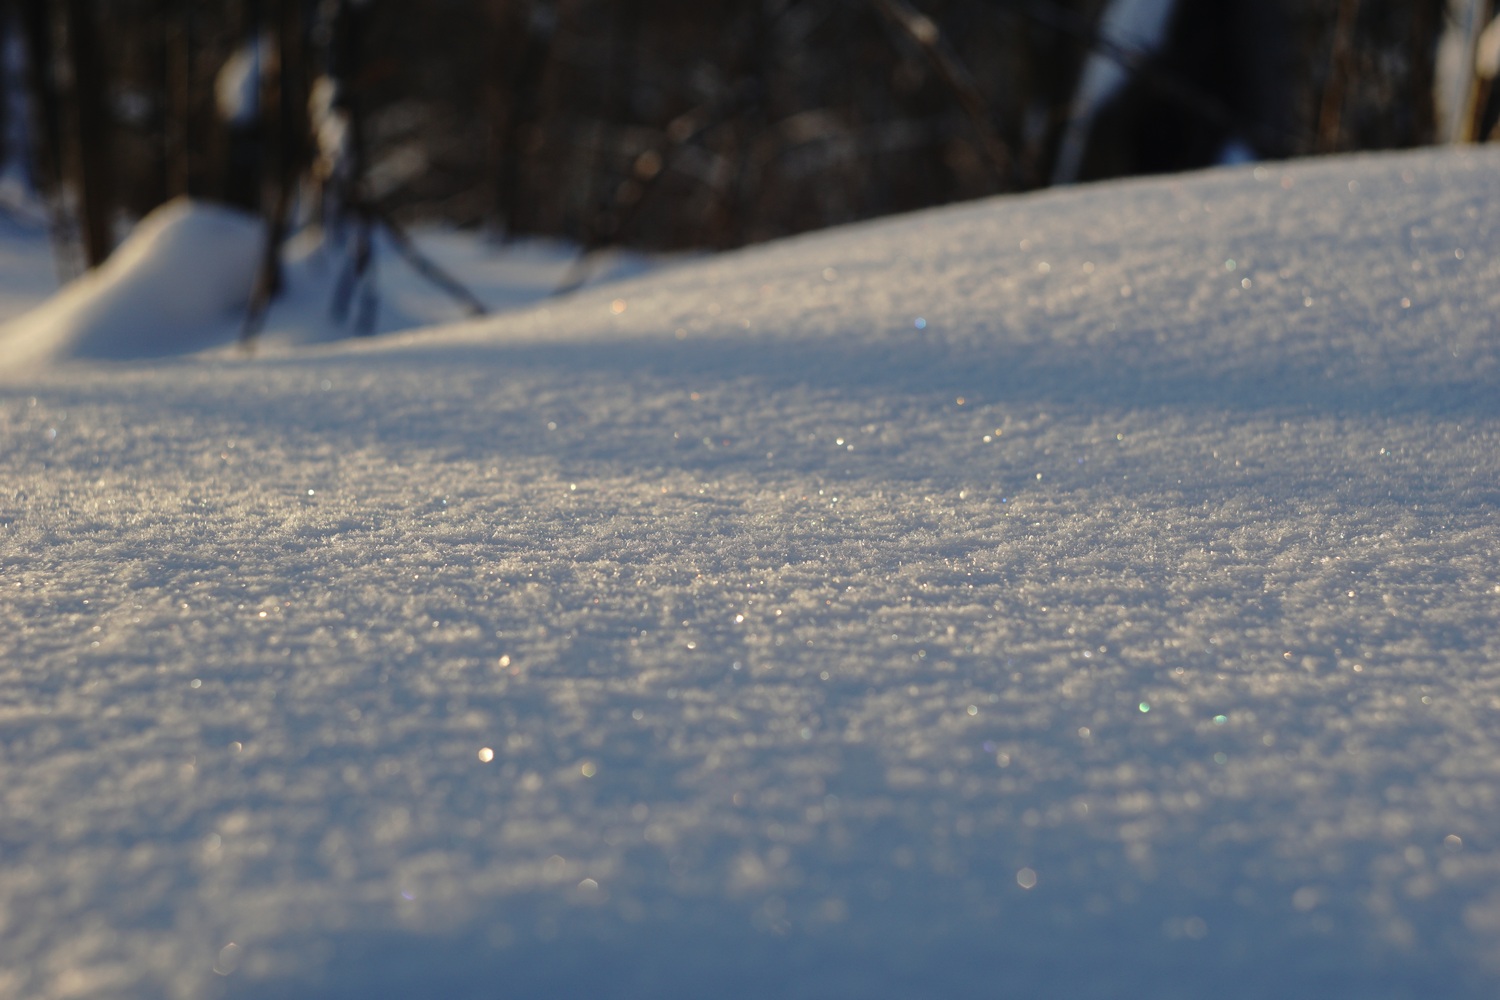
[{"xmin": 3, "ymin": 147, "xmax": 1500, "ymax": 999}]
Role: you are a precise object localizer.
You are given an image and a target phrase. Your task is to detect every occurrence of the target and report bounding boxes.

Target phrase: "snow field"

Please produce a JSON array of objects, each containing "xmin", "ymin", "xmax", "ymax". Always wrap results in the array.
[{"xmin": 2, "ymin": 146, "xmax": 1500, "ymax": 998}]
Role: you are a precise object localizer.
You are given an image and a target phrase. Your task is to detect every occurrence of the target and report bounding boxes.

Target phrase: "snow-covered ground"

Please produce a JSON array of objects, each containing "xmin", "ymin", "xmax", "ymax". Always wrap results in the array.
[{"xmin": 3, "ymin": 146, "xmax": 1500, "ymax": 999}]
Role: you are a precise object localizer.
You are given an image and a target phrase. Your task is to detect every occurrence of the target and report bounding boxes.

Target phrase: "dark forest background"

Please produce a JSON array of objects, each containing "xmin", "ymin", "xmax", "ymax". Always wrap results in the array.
[{"xmin": 0, "ymin": 0, "xmax": 1490, "ymax": 276}]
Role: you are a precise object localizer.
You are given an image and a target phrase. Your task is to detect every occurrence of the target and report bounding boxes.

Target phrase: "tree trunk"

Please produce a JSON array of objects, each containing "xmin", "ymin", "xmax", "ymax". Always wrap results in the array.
[
  {"xmin": 0, "ymin": 4, "xmax": 10, "ymax": 173},
  {"xmin": 160, "ymin": 0, "xmax": 194, "ymax": 197},
  {"xmin": 17, "ymin": 2, "xmax": 61, "ymax": 195},
  {"xmin": 61, "ymin": 0, "xmax": 111, "ymax": 262},
  {"xmin": 242, "ymin": 0, "xmax": 310, "ymax": 340},
  {"xmin": 488, "ymin": 1, "xmax": 557, "ymax": 238},
  {"xmin": 64, "ymin": 0, "xmax": 113, "ymax": 266}
]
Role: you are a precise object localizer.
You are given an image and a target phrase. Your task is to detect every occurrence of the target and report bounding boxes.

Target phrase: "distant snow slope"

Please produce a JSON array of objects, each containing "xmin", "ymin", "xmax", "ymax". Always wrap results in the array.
[
  {"xmin": 3, "ymin": 148, "xmax": 1500, "ymax": 1000},
  {"xmin": 0, "ymin": 200, "xmax": 655, "ymax": 370}
]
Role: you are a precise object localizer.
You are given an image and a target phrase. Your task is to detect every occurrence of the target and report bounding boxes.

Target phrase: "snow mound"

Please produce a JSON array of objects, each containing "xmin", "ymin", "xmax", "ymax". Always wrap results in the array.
[
  {"xmin": 0, "ymin": 198, "xmax": 262, "ymax": 369},
  {"xmin": 0, "ymin": 198, "xmax": 661, "ymax": 372}
]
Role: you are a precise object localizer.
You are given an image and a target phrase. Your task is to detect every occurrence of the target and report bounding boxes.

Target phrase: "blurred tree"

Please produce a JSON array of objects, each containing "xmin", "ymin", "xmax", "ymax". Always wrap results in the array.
[
  {"xmin": 1061, "ymin": 0, "xmax": 1297, "ymax": 182},
  {"xmin": 63, "ymin": 0, "xmax": 114, "ymax": 265},
  {"xmin": 0, "ymin": 6, "xmax": 9, "ymax": 175},
  {"xmin": 4, "ymin": 0, "xmax": 1481, "ymax": 272}
]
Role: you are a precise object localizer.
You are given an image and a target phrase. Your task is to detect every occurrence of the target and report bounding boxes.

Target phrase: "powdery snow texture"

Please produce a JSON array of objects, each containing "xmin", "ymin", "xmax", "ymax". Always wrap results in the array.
[{"xmin": 3, "ymin": 147, "xmax": 1500, "ymax": 999}]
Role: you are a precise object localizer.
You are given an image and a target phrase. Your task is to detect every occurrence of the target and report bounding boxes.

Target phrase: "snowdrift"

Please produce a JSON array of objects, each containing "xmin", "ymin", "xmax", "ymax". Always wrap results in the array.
[
  {"xmin": 0, "ymin": 198, "xmax": 656, "ymax": 371},
  {"xmin": 2, "ymin": 147, "xmax": 1500, "ymax": 1000},
  {"xmin": 0, "ymin": 199, "xmax": 262, "ymax": 367}
]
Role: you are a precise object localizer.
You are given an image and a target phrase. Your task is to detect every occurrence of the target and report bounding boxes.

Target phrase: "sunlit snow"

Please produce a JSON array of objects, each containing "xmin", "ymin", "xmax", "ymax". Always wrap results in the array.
[{"xmin": 3, "ymin": 147, "xmax": 1500, "ymax": 999}]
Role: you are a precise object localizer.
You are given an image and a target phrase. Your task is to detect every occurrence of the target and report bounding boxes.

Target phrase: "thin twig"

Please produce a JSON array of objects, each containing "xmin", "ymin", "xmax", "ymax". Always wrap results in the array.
[{"xmin": 373, "ymin": 206, "xmax": 488, "ymax": 317}]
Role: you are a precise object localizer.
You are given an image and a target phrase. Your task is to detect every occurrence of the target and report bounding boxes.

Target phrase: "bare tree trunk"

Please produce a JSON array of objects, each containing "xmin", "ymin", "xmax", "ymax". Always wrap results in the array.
[
  {"xmin": 161, "ymin": 0, "xmax": 194, "ymax": 197},
  {"xmin": 321, "ymin": 0, "xmax": 377, "ymax": 332},
  {"xmin": 483, "ymin": 0, "xmax": 520, "ymax": 234},
  {"xmin": 725, "ymin": 1, "xmax": 771, "ymax": 247},
  {"xmin": 16, "ymin": 0, "xmax": 59, "ymax": 197},
  {"xmin": 0, "ymin": 3, "xmax": 9, "ymax": 173},
  {"xmin": 63, "ymin": 0, "xmax": 113, "ymax": 267},
  {"xmin": 579, "ymin": 0, "xmax": 643, "ymax": 247},
  {"xmin": 242, "ymin": 0, "xmax": 311, "ymax": 341},
  {"xmin": 488, "ymin": 0, "xmax": 557, "ymax": 238},
  {"xmin": 222, "ymin": 0, "xmax": 264, "ymax": 210},
  {"xmin": 16, "ymin": 0, "xmax": 79, "ymax": 280}
]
